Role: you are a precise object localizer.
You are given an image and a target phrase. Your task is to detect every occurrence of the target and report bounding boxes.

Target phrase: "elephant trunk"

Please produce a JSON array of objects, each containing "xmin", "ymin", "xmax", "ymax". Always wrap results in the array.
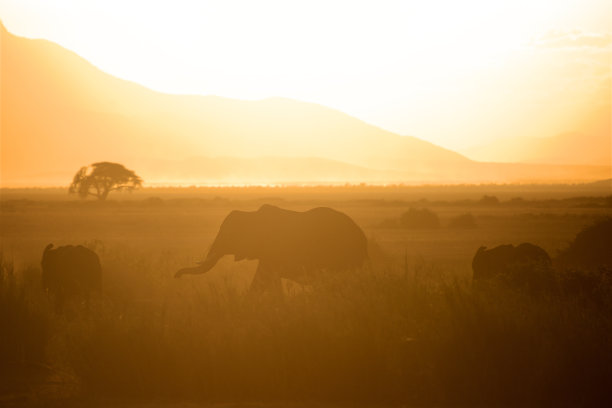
[{"xmin": 175, "ymin": 252, "xmax": 221, "ymax": 278}]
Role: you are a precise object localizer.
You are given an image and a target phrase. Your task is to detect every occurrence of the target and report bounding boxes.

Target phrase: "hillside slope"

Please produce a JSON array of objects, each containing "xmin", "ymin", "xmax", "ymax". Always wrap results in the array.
[
  {"xmin": 1, "ymin": 24, "xmax": 469, "ymax": 185},
  {"xmin": 465, "ymin": 106, "xmax": 610, "ymax": 166},
  {"xmin": 1, "ymin": 24, "xmax": 609, "ymax": 186}
]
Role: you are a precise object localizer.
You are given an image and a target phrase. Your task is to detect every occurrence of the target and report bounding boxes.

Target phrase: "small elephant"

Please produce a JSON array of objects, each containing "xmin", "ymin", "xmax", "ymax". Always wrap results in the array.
[
  {"xmin": 472, "ymin": 243, "xmax": 553, "ymax": 293},
  {"xmin": 175, "ymin": 205, "xmax": 368, "ymax": 294},
  {"xmin": 41, "ymin": 243, "xmax": 102, "ymax": 312}
]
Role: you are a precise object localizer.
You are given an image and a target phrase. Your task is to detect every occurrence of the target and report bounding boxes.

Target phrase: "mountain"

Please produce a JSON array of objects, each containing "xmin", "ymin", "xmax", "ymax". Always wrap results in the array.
[
  {"xmin": 464, "ymin": 108, "xmax": 611, "ymax": 166},
  {"xmin": 1, "ymin": 24, "xmax": 609, "ymax": 186},
  {"xmin": 0, "ymin": 24, "xmax": 468, "ymax": 186}
]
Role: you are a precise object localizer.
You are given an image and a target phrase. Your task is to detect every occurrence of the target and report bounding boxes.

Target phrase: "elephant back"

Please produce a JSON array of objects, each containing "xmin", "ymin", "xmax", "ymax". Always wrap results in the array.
[
  {"xmin": 255, "ymin": 205, "xmax": 368, "ymax": 270},
  {"xmin": 41, "ymin": 243, "xmax": 102, "ymax": 311},
  {"xmin": 472, "ymin": 243, "xmax": 554, "ymax": 294}
]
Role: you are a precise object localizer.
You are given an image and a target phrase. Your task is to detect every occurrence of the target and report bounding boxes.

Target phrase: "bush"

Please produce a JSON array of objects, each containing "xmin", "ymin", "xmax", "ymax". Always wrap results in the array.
[
  {"xmin": 479, "ymin": 195, "xmax": 500, "ymax": 206},
  {"xmin": 399, "ymin": 207, "xmax": 440, "ymax": 229}
]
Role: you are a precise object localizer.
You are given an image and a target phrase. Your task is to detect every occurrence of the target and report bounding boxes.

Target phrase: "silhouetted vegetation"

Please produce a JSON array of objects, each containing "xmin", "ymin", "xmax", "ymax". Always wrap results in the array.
[
  {"xmin": 400, "ymin": 207, "xmax": 440, "ymax": 228},
  {"xmin": 380, "ymin": 207, "xmax": 440, "ymax": 229},
  {"xmin": 4, "ymin": 184, "xmax": 612, "ymax": 209},
  {"xmin": 1, "ymin": 252, "xmax": 611, "ymax": 406},
  {"xmin": 0, "ymin": 254, "xmax": 49, "ymax": 397},
  {"xmin": 479, "ymin": 194, "xmax": 500, "ymax": 205},
  {"xmin": 69, "ymin": 162, "xmax": 142, "ymax": 201}
]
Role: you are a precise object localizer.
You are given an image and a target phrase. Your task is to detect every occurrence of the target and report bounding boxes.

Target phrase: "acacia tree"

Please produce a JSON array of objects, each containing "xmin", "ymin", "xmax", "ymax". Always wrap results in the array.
[{"xmin": 69, "ymin": 162, "xmax": 142, "ymax": 200}]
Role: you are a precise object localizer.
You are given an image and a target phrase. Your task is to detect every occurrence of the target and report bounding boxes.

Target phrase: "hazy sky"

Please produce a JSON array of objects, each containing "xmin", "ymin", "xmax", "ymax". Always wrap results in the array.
[{"xmin": 1, "ymin": 0, "xmax": 610, "ymax": 152}]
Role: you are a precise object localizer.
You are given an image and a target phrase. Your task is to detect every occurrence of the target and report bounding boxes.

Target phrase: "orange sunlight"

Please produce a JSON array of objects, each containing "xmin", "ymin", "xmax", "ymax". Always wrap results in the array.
[
  {"xmin": 3, "ymin": 4, "xmax": 612, "ymax": 407},
  {"xmin": 0, "ymin": 0, "xmax": 610, "ymax": 186}
]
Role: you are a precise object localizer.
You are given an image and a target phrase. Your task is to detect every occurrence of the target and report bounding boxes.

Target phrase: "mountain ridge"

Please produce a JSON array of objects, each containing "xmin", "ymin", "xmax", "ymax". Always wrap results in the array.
[
  {"xmin": 1, "ymin": 24, "xmax": 609, "ymax": 186},
  {"xmin": 464, "ymin": 106, "xmax": 611, "ymax": 166}
]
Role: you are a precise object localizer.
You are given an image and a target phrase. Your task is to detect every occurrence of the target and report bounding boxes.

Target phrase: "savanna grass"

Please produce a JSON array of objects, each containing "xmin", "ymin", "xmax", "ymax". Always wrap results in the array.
[
  {"xmin": 0, "ymin": 254, "xmax": 50, "ymax": 396},
  {"xmin": 4, "ymin": 248, "xmax": 612, "ymax": 406}
]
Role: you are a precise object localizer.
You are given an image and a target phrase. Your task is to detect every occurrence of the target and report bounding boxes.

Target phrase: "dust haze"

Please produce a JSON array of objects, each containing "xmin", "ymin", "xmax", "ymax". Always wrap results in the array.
[
  {"xmin": 1, "ymin": 3, "xmax": 612, "ymax": 406},
  {"xmin": 2, "ymin": 185, "xmax": 612, "ymax": 406}
]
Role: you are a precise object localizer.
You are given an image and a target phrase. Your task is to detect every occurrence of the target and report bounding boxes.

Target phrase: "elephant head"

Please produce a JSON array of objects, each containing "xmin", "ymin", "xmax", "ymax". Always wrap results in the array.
[{"xmin": 175, "ymin": 209, "xmax": 263, "ymax": 278}]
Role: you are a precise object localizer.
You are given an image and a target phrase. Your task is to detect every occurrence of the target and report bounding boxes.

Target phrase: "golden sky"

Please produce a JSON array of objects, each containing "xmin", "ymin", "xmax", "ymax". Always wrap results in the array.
[{"xmin": 1, "ymin": 0, "xmax": 610, "ymax": 155}]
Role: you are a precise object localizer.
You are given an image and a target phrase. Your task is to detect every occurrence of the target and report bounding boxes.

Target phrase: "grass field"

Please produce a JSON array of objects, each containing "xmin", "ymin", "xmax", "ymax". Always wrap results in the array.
[{"xmin": 1, "ymin": 187, "xmax": 611, "ymax": 406}]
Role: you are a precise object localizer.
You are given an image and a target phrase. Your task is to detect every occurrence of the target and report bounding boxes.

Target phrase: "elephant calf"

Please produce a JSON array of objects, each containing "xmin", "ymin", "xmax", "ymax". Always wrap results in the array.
[
  {"xmin": 472, "ymin": 243, "xmax": 554, "ymax": 293},
  {"xmin": 176, "ymin": 204, "xmax": 368, "ymax": 294},
  {"xmin": 41, "ymin": 243, "xmax": 102, "ymax": 312}
]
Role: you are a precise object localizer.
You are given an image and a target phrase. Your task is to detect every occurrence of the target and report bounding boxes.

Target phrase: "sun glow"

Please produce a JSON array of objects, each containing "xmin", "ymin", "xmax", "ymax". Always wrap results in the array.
[{"xmin": 2, "ymin": 0, "xmax": 610, "ymax": 153}]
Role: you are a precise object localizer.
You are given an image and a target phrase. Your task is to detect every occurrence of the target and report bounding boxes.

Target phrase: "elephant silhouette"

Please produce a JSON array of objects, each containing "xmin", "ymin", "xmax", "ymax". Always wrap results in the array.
[
  {"xmin": 472, "ymin": 243, "xmax": 554, "ymax": 293},
  {"xmin": 41, "ymin": 243, "xmax": 102, "ymax": 312},
  {"xmin": 554, "ymin": 219, "xmax": 612, "ymax": 300},
  {"xmin": 175, "ymin": 205, "xmax": 368, "ymax": 294},
  {"xmin": 555, "ymin": 218, "xmax": 612, "ymax": 271}
]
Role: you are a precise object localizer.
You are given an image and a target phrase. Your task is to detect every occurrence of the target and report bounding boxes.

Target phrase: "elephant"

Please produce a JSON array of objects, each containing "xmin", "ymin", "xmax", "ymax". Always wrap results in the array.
[
  {"xmin": 554, "ymin": 219, "xmax": 612, "ymax": 300},
  {"xmin": 555, "ymin": 218, "xmax": 612, "ymax": 271},
  {"xmin": 472, "ymin": 243, "xmax": 553, "ymax": 293},
  {"xmin": 175, "ymin": 205, "xmax": 368, "ymax": 294},
  {"xmin": 41, "ymin": 243, "xmax": 102, "ymax": 312}
]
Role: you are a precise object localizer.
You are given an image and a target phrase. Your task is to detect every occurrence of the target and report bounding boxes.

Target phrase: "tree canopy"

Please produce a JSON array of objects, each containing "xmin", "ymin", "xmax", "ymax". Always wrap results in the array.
[{"xmin": 69, "ymin": 162, "xmax": 142, "ymax": 200}]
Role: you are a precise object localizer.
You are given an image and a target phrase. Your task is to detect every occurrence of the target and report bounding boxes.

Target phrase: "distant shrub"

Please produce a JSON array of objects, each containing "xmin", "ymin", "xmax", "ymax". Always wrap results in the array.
[
  {"xmin": 479, "ymin": 195, "xmax": 500, "ymax": 206},
  {"xmin": 399, "ymin": 207, "xmax": 440, "ymax": 229},
  {"xmin": 448, "ymin": 213, "xmax": 477, "ymax": 229}
]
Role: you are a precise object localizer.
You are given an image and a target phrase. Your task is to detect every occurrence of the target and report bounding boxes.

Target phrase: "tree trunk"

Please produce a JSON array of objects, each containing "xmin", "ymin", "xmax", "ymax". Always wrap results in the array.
[{"xmin": 99, "ymin": 188, "xmax": 110, "ymax": 200}]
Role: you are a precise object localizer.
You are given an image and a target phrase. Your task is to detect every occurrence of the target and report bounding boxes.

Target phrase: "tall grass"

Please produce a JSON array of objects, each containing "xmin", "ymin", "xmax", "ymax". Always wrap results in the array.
[
  {"xmin": 0, "ymin": 253, "xmax": 49, "ymax": 396},
  {"xmin": 2, "ymin": 249, "xmax": 612, "ymax": 405}
]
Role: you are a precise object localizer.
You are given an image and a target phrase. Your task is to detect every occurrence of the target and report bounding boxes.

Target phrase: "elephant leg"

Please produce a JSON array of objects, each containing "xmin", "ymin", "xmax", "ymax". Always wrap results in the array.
[
  {"xmin": 249, "ymin": 261, "xmax": 283, "ymax": 297},
  {"xmin": 54, "ymin": 288, "xmax": 65, "ymax": 314}
]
